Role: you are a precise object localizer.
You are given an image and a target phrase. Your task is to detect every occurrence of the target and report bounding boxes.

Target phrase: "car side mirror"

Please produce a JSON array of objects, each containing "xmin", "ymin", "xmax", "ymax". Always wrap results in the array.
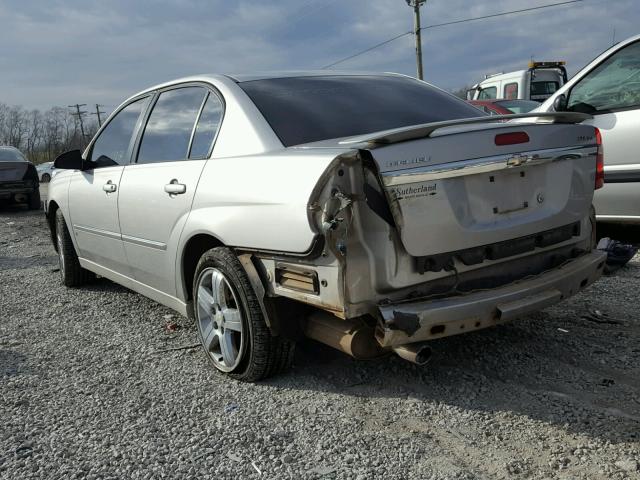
[
  {"xmin": 553, "ymin": 93, "xmax": 568, "ymax": 112},
  {"xmin": 54, "ymin": 150, "xmax": 84, "ymax": 170}
]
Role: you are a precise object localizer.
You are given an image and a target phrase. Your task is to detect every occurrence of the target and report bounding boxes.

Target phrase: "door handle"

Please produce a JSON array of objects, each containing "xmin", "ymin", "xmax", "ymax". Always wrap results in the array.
[
  {"xmin": 164, "ymin": 179, "xmax": 186, "ymax": 195},
  {"xmin": 103, "ymin": 180, "xmax": 117, "ymax": 193}
]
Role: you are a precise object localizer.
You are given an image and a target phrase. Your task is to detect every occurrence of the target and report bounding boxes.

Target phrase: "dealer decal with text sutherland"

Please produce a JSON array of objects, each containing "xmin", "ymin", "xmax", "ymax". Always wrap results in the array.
[{"xmin": 389, "ymin": 182, "xmax": 437, "ymax": 200}]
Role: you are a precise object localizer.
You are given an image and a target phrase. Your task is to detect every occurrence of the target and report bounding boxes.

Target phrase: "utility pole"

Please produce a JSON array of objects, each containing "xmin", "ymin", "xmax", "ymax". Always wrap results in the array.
[
  {"xmin": 68, "ymin": 103, "xmax": 88, "ymax": 139},
  {"xmin": 92, "ymin": 104, "xmax": 106, "ymax": 127},
  {"xmin": 405, "ymin": 0, "xmax": 427, "ymax": 80}
]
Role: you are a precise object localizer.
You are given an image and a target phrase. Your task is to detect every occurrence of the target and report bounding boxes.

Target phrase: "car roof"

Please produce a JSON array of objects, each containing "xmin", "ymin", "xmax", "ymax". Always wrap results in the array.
[
  {"xmin": 225, "ymin": 70, "xmax": 401, "ymax": 82},
  {"xmin": 134, "ymin": 70, "xmax": 407, "ymax": 96}
]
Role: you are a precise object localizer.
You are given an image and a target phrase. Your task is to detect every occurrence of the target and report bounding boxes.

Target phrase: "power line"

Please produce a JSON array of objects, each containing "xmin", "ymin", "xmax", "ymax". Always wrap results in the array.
[
  {"xmin": 321, "ymin": 0, "xmax": 584, "ymax": 69},
  {"xmin": 322, "ymin": 31, "xmax": 412, "ymax": 69},
  {"xmin": 421, "ymin": 0, "xmax": 583, "ymax": 30}
]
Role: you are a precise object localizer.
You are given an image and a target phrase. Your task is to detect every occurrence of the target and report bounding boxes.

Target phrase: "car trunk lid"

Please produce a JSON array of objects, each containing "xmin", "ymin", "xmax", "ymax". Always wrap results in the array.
[{"xmin": 351, "ymin": 118, "xmax": 598, "ymax": 260}]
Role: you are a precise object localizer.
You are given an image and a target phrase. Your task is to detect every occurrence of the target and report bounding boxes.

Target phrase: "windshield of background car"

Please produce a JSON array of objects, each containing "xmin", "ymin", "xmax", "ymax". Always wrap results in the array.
[
  {"xmin": 495, "ymin": 100, "xmax": 540, "ymax": 114},
  {"xmin": 0, "ymin": 147, "xmax": 26, "ymax": 162},
  {"xmin": 238, "ymin": 75, "xmax": 483, "ymax": 146},
  {"xmin": 567, "ymin": 41, "xmax": 640, "ymax": 113}
]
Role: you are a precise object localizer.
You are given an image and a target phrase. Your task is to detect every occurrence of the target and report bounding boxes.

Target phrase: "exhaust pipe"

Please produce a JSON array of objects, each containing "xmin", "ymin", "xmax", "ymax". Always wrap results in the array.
[
  {"xmin": 304, "ymin": 311, "xmax": 384, "ymax": 359},
  {"xmin": 392, "ymin": 343, "xmax": 432, "ymax": 366}
]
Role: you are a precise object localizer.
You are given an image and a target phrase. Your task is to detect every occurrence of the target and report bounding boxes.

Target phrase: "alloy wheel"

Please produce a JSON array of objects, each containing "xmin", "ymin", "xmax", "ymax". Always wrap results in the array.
[{"xmin": 195, "ymin": 267, "xmax": 246, "ymax": 372}]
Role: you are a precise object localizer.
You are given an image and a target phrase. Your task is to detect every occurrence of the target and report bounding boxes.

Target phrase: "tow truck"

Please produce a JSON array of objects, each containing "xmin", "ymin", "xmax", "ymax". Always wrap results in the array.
[{"xmin": 468, "ymin": 61, "xmax": 568, "ymax": 103}]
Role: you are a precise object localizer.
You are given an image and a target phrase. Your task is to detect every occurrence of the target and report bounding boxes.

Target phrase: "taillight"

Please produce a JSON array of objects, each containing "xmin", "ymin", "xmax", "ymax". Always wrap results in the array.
[
  {"xmin": 595, "ymin": 128, "xmax": 604, "ymax": 190},
  {"xmin": 495, "ymin": 131, "xmax": 530, "ymax": 146}
]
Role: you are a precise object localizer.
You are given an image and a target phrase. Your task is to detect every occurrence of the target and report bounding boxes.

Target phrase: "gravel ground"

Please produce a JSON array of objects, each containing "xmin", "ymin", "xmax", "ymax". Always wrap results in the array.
[{"xmin": 1, "ymin": 196, "xmax": 639, "ymax": 479}]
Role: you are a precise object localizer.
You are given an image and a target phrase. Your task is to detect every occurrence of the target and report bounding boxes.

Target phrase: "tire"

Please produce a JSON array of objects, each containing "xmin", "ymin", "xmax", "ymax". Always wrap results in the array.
[
  {"xmin": 41, "ymin": 173, "xmax": 51, "ymax": 183},
  {"xmin": 192, "ymin": 247, "xmax": 295, "ymax": 381},
  {"xmin": 28, "ymin": 189, "xmax": 41, "ymax": 210},
  {"xmin": 55, "ymin": 209, "xmax": 94, "ymax": 287}
]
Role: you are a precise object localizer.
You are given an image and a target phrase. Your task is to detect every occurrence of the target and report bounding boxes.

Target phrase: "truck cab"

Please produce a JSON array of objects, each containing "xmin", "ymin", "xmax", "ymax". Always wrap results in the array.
[{"xmin": 468, "ymin": 61, "xmax": 568, "ymax": 103}]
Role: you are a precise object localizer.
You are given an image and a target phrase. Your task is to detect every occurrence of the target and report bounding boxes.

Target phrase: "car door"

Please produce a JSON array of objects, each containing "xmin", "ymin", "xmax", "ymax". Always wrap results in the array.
[
  {"xmin": 565, "ymin": 40, "xmax": 640, "ymax": 221},
  {"xmin": 118, "ymin": 85, "xmax": 224, "ymax": 296},
  {"xmin": 67, "ymin": 96, "xmax": 150, "ymax": 275}
]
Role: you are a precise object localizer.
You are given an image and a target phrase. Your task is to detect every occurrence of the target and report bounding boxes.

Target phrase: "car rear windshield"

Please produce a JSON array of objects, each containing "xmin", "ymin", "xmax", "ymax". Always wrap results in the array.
[
  {"xmin": 494, "ymin": 100, "xmax": 540, "ymax": 114},
  {"xmin": 0, "ymin": 147, "xmax": 26, "ymax": 162},
  {"xmin": 238, "ymin": 75, "xmax": 482, "ymax": 146},
  {"xmin": 530, "ymin": 81, "xmax": 559, "ymax": 96}
]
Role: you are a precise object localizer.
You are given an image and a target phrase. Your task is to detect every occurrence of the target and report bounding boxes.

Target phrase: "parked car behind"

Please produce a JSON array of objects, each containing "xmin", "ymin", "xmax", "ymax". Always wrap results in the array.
[
  {"xmin": 46, "ymin": 72, "xmax": 606, "ymax": 381},
  {"xmin": 540, "ymin": 33, "xmax": 640, "ymax": 224},
  {"xmin": 469, "ymin": 99, "xmax": 541, "ymax": 115},
  {"xmin": 0, "ymin": 146, "xmax": 40, "ymax": 209},
  {"xmin": 36, "ymin": 161, "xmax": 57, "ymax": 182}
]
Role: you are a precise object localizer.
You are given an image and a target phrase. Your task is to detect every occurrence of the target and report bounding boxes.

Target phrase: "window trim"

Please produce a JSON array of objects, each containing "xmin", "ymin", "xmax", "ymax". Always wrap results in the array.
[
  {"xmin": 85, "ymin": 93, "xmax": 153, "ymax": 167},
  {"xmin": 132, "ymin": 81, "xmax": 226, "ymax": 165},
  {"xmin": 566, "ymin": 39, "xmax": 640, "ymax": 116}
]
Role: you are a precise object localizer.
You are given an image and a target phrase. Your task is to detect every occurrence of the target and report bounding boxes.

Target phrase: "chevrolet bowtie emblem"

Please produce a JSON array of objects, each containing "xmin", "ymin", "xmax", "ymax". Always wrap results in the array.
[{"xmin": 506, "ymin": 154, "xmax": 530, "ymax": 167}]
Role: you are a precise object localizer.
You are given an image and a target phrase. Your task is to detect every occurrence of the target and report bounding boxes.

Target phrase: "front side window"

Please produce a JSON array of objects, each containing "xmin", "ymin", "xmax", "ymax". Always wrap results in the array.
[
  {"xmin": 504, "ymin": 82, "xmax": 518, "ymax": 99},
  {"xmin": 568, "ymin": 41, "xmax": 640, "ymax": 114},
  {"xmin": 88, "ymin": 97, "xmax": 149, "ymax": 168},
  {"xmin": 478, "ymin": 86, "xmax": 497, "ymax": 100},
  {"xmin": 137, "ymin": 87, "xmax": 206, "ymax": 164},
  {"xmin": 189, "ymin": 92, "xmax": 224, "ymax": 159}
]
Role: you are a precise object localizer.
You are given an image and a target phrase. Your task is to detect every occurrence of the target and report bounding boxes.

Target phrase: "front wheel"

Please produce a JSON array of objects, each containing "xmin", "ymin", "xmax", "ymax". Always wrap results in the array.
[{"xmin": 193, "ymin": 247, "xmax": 294, "ymax": 381}]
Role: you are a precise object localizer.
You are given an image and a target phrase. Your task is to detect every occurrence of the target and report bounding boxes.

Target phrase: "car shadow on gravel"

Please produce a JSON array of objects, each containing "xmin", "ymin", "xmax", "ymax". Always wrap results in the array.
[
  {"xmin": 265, "ymin": 302, "xmax": 640, "ymax": 445},
  {"xmin": 79, "ymin": 276, "xmax": 131, "ymax": 294}
]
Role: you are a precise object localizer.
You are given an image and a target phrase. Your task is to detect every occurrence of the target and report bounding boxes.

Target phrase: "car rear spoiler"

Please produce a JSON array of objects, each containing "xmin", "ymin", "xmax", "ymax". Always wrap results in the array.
[{"xmin": 339, "ymin": 112, "xmax": 593, "ymax": 147}]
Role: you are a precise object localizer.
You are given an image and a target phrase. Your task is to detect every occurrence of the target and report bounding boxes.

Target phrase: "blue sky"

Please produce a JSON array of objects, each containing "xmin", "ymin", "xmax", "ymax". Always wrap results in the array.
[{"xmin": 0, "ymin": 0, "xmax": 638, "ymax": 112}]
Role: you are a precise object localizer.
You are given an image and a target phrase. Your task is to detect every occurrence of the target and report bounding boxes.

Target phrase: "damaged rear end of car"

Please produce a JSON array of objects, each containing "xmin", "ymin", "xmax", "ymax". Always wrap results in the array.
[{"xmin": 253, "ymin": 113, "xmax": 607, "ymax": 364}]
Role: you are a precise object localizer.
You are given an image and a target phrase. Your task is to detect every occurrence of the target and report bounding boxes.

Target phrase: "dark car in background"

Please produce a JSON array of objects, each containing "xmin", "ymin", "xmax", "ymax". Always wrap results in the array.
[
  {"xmin": 0, "ymin": 146, "xmax": 40, "ymax": 209},
  {"xmin": 469, "ymin": 99, "xmax": 541, "ymax": 115}
]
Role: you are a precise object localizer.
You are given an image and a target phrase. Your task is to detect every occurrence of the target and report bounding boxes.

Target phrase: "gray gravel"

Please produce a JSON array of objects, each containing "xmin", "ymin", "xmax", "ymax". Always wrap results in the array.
[{"xmin": 1, "ymin": 202, "xmax": 639, "ymax": 480}]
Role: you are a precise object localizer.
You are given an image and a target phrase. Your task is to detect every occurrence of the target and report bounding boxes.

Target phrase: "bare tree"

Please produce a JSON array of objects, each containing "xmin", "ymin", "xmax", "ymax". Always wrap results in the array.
[{"xmin": 0, "ymin": 102, "xmax": 101, "ymax": 163}]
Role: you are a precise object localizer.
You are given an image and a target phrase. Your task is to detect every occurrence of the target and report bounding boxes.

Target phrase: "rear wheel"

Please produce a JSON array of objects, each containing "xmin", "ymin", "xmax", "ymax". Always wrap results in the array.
[
  {"xmin": 193, "ymin": 247, "xmax": 295, "ymax": 381},
  {"xmin": 55, "ymin": 210, "xmax": 94, "ymax": 286}
]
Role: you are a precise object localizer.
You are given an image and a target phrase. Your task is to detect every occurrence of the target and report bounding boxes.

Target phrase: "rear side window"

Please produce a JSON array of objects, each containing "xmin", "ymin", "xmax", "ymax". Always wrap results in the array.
[
  {"xmin": 137, "ymin": 87, "xmax": 206, "ymax": 164},
  {"xmin": 88, "ymin": 97, "xmax": 149, "ymax": 168},
  {"xmin": 504, "ymin": 82, "xmax": 518, "ymax": 99},
  {"xmin": 189, "ymin": 92, "xmax": 224, "ymax": 159},
  {"xmin": 239, "ymin": 75, "xmax": 481, "ymax": 146},
  {"xmin": 478, "ymin": 86, "xmax": 497, "ymax": 99}
]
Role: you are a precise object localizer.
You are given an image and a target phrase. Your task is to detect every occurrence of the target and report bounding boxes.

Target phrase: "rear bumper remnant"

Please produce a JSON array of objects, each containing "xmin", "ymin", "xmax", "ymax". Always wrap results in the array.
[{"xmin": 376, "ymin": 250, "xmax": 606, "ymax": 347}]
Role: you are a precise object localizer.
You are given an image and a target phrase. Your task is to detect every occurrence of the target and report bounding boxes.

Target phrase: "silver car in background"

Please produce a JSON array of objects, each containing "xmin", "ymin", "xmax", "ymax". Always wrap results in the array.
[
  {"xmin": 46, "ymin": 72, "xmax": 606, "ymax": 381},
  {"xmin": 36, "ymin": 161, "xmax": 57, "ymax": 183},
  {"xmin": 540, "ymin": 33, "xmax": 640, "ymax": 223}
]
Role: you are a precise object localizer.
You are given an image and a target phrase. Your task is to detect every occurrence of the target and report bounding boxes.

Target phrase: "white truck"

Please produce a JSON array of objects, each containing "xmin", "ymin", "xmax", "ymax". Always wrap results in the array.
[{"xmin": 468, "ymin": 61, "xmax": 568, "ymax": 103}]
